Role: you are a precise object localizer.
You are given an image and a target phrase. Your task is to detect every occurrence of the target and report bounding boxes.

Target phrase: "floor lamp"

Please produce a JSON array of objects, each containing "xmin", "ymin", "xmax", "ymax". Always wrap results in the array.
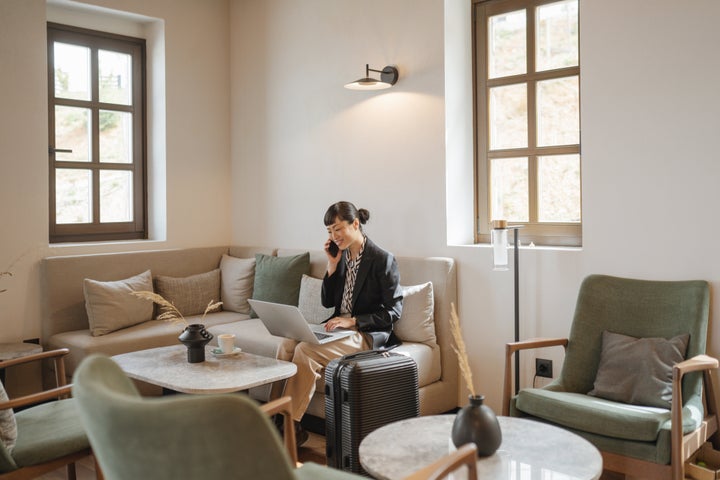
[{"xmin": 491, "ymin": 220, "xmax": 522, "ymax": 395}]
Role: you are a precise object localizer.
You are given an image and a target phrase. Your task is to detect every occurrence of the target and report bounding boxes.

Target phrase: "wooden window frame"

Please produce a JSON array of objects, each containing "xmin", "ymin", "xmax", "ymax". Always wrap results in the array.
[
  {"xmin": 47, "ymin": 23, "xmax": 147, "ymax": 243},
  {"xmin": 473, "ymin": 0, "xmax": 581, "ymax": 247}
]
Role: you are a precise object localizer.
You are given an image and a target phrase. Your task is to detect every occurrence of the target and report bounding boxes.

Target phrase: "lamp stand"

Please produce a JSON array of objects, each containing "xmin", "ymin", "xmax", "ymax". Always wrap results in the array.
[{"xmin": 513, "ymin": 227, "xmax": 520, "ymax": 395}]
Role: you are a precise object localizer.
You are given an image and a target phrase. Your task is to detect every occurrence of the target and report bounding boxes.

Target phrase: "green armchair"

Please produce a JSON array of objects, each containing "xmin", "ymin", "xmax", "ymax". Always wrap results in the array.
[
  {"xmin": 73, "ymin": 354, "xmax": 477, "ymax": 480},
  {"xmin": 0, "ymin": 348, "xmax": 96, "ymax": 480},
  {"xmin": 503, "ymin": 274, "xmax": 720, "ymax": 480}
]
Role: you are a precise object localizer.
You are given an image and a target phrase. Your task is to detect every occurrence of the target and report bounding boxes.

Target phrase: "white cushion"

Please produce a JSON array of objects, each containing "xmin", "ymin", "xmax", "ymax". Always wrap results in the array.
[
  {"xmin": 83, "ymin": 270, "xmax": 154, "ymax": 336},
  {"xmin": 220, "ymin": 254, "xmax": 255, "ymax": 314},
  {"xmin": 394, "ymin": 282, "xmax": 436, "ymax": 346},
  {"xmin": 297, "ymin": 275, "xmax": 333, "ymax": 324}
]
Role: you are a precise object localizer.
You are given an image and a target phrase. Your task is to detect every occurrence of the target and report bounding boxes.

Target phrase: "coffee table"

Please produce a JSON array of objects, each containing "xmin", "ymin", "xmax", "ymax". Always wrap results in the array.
[
  {"xmin": 359, "ymin": 415, "xmax": 602, "ymax": 480},
  {"xmin": 111, "ymin": 344, "xmax": 297, "ymax": 394}
]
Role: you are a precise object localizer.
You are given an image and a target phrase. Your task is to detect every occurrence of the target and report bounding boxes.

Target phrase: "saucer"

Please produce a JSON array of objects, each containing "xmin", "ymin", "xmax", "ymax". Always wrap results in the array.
[{"xmin": 211, "ymin": 347, "xmax": 242, "ymax": 358}]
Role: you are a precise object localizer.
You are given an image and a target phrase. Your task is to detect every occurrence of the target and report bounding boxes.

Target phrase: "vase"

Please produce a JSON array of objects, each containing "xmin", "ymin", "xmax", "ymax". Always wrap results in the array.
[
  {"xmin": 451, "ymin": 394, "xmax": 502, "ymax": 457},
  {"xmin": 178, "ymin": 324, "xmax": 213, "ymax": 363}
]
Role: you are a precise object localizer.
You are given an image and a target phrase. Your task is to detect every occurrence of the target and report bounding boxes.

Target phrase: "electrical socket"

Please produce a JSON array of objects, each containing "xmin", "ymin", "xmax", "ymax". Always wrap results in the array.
[{"xmin": 535, "ymin": 358, "xmax": 553, "ymax": 378}]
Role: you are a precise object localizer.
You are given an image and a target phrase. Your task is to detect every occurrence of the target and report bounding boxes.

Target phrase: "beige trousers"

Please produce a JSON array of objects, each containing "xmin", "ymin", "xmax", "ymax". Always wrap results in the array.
[{"xmin": 283, "ymin": 332, "xmax": 369, "ymax": 421}]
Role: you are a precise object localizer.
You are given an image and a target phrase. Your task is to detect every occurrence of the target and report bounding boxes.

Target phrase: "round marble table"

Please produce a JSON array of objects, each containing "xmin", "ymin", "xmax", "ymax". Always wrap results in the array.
[{"xmin": 359, "ymin": 415, "xmax": 602, "ymax": 480}]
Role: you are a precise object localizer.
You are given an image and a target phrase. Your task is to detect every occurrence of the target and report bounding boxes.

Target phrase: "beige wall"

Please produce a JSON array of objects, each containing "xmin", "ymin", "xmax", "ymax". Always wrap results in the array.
[{"xmin": 2, "ymin": 0, "xmax": 720, "ymax": 411}]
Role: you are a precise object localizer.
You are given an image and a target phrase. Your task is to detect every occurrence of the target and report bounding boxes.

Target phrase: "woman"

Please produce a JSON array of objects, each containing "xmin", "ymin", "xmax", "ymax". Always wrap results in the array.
[{"xmin": 283, "ymin": 201, "xmax": 403, "ymax": 442}]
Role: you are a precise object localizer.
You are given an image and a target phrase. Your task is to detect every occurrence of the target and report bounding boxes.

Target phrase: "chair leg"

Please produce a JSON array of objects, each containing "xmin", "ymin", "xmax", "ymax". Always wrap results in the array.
[
  {"xmin": 66, "ymin": 462, "xmax": 77, "ymax": 480},
  {"xmin": 94, "ymin": 455, "xmax": 105, "ymax": 480}
]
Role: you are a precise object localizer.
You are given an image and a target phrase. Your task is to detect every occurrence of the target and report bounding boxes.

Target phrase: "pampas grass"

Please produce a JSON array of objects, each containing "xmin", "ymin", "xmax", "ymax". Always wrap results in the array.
[
  {"xmin": 131, "ymin": 291, "xmax": 222, "ymax": 327},
  {"xmin": 449, "ymin": 302, "xmax": 476, "ymax": 397},
  {"xmin": 0, "ymin": 272, "xmax": 12, "ymax": 294}
]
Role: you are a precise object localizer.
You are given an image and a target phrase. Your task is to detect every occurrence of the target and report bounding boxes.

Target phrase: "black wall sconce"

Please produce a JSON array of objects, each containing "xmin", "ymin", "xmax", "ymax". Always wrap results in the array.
[{"xmin": 344, "ymin": 64, "xmax": 399, "ymax": 90}]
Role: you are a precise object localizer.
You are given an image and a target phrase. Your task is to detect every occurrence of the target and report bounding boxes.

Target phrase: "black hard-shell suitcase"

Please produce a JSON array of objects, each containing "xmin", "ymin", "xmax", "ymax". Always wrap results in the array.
[{"xmin": 325, "ymin": 350, "xmax": 419, "ymax": 474}]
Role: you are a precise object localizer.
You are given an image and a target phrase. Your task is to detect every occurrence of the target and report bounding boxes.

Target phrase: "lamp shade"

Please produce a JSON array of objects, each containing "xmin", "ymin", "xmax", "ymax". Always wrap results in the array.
[{"xmin": 491, "ymin": 219, "xmax": 509, "ymax": 271}]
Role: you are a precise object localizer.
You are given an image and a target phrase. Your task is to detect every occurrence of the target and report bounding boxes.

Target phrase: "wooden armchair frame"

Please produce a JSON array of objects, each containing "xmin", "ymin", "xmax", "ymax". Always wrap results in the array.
[
  {"xmin": 502, "ymin": 338, "xmax": 720, "ymax": 480},
  {"xmin": 0, "ymin": 348, "xmax": 102, "ymax": 480}
]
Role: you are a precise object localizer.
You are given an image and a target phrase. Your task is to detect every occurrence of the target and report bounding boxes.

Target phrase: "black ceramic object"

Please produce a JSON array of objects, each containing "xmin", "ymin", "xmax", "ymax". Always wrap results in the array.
[
  {"xmin": 451, "ymin": 394, "xmax": 502, "ymax": 456},
  {"xmin": 178, "ymin": 324, "xmax": 213, "ymax": 363}
]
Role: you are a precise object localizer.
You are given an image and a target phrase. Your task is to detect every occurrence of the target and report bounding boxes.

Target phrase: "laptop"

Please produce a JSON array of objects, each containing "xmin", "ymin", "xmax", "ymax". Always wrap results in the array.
[{"xmin": 248, "ymin": 299, "xmax": 356, "ymax": 345}]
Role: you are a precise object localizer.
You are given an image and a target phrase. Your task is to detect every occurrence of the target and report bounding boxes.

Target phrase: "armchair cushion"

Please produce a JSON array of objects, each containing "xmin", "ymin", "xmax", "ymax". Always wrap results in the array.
[
  {"xmin": 588, "ymin": 331, "xmax": 689, "ymax": 408},
  {"xmin": 12, "ymin": 398, "xmax": 89, "ymax": 467},
  {"xmin": 0, "ymin": 382, "xmax": 16, "ymax": 452}
]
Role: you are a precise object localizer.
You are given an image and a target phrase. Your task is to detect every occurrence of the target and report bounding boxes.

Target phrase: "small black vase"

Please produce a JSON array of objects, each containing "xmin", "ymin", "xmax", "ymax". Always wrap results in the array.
[
  {"xmin": 178, "ymin": 324, "xmax": 213, "ymax": 363},
  {"xmin": 451, "ymin": 394, "xmax": 502, "ymax": 457}
]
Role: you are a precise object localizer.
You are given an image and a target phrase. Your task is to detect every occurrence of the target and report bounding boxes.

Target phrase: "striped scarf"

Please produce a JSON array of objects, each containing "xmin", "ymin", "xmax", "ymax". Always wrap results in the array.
[{"xmin": 340, "ymin": 236, "xmax": 366, "ymax": 315}]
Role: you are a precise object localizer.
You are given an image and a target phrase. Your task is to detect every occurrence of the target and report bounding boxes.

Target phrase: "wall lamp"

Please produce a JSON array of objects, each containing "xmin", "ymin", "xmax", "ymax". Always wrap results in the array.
[{"xmin": 344, "ymin": 64, "xmax": 399, "ymax": 90}]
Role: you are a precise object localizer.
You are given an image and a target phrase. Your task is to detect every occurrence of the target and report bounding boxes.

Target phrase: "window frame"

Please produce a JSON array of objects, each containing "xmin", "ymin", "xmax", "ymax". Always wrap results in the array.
[
  {"xmin": 47, "ymin": 22, "xmax": 147, "ymax": 243},
  {"xmin": 473, "ymin": 0, "xmax": 581, "ymax": 247}
]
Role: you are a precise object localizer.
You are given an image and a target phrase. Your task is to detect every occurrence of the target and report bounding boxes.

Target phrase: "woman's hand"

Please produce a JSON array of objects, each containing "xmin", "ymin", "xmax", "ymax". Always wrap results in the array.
[
  {"xmin": 325, "ymin": 239, "xmax": 342, "ymax": 275},
  {"xmin": 325, "ymin": 316, "xmax": 356, "ymax": 331}
]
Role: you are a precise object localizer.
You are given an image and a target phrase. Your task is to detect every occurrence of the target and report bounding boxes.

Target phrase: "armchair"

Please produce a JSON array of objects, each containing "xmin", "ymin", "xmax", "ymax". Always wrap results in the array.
[
  {"xmin": 0, "ymin": 348, "xmax": 97, "ymax": 480},
  {"xmin": 72, "ymin": 354, "xmax": 477, "ymax": 480},
  {"xmin": 503, "ymin": 274, "xmax": 720, "ymax": 480}
]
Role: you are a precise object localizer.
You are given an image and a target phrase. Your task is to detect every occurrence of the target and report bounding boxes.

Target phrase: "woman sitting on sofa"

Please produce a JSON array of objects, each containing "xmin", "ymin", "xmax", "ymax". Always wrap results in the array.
[{"xmin": 282, "ymin": 201, "xmax": 403, "ymax": 443}]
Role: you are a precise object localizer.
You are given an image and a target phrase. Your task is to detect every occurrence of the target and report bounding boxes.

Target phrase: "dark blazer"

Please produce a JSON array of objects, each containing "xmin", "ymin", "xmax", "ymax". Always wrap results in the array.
[{"xmin": 321, "ymin": 237, "xmax": 403, "ymax": 349}]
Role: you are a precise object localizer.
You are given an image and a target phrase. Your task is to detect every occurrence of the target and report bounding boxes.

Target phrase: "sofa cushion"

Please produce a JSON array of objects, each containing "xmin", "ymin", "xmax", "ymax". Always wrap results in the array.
[
  {"xmin": 83, "ymin": 270, "xmax": 154, "ymax": 336},
  {"xmin": 155, "ymin": 269, "xmax": 222, "ymax": 317},
  {"xmin": 515, "ymin": 389, "xmax": 671, "ymax": 442},
  {"xmin": 251, "ymin": 253, "xmax": 310, "ymax": 316},
  {"xmin": 0, "ymin": 381, "xmax": 16, "ymax": 453},
  {"xmin": 394, "ymin": 282, "xmax": 436, "ymax": 346},
  {"xmin": 220, "ymin": 254, "xmax": 255, "ymax": 314},
  {"xmin": 588, "ymin": 331, "xmax": 690, "ymax": 409},
  {"xmin": 298, "ymin": 275, "xmax": 333, "ymax": 325}
]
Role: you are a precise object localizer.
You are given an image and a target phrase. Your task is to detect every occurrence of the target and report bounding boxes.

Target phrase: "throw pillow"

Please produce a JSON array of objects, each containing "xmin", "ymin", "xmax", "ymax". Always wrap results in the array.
[
  {"xmin": 298, "ymin": 274, "xmax": 334, "ymax": 324},
  {"xmin": 588, "ymin": 330, "xmax": 690, "ymax": 409},
  {"xmin": 84, "ymin": 270, "xmax": 154, "ymax": 336},
  {"xmin": 393, "ymin": 282, "xmax": 436, "ymax": 345},
  {"xmin": 154, "ymin": 269, "xmax": 222, "ymax": 317},
  {"xmin": 0, "ymin": 381, "xmax": 16, "ymax": 453},
  {"xmin": 220, "ymin": 254, "xmax": 255, "ymax": 314},
  {"xmin": 251, "ymin": 252, "xmax": 310, "ymax": 317}
]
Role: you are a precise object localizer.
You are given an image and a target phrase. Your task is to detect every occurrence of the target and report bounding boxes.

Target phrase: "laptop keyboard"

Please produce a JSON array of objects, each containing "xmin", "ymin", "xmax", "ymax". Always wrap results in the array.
[{"xmin": 314, "ymin": 332, "xmax": 332, "ymax": 340}]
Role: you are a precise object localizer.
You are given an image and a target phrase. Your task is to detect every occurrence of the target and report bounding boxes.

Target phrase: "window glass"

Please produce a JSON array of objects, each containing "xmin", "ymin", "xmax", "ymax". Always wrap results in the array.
[
  {"xmin": 538, "ymin": 154, "xmax": 581, "ymax": 222},
  {"xmin": 100, "ymin": 170, "xmax": 133, "ymax": 222},
  {"xmin": 99, "ymin": 49, "xmax": 132, "ymax": 105},
  {"xmin": 53, "ymin": 42, "xmax": 91, "ymax": 101},
  {"xmin": 99, "ymin": 110, "xmax": 133, "ymax": 164},
  {"xmin": 491, "ymin": 157, "xmax": 529, "ymax": 222},
  {"xmin": 488, "ymin": 9, "xmax": 527, "ymax": 79},
  {"xmin": 54, "ymin": 106, "xmax": 91, "ymax": 162},
  {"xmin": 536, "ymin": 0, "xmax": 579, "ymax": 72},
  {"xmin": 537, "ymin": 76, "xmax": 579, "ymax": 147},
  {"xmin": 489, "ymin": 83, "xmax": 528, "ymax": 150},
  {"xmin": 56, "ymin": 169, "xmax": 92, "ymax": 224}
]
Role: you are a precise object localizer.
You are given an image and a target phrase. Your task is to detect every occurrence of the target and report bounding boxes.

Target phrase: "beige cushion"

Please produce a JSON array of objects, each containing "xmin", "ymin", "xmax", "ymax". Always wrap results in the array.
[
  {"xmin": 84, "ymin": 270, "xmax": 154, "ymax": 336},
  {"xmin": 394, "ymin": 282, "xmax": 436, "ymax": 345},
  {"xmin": 220, "ymin": 255, "xmax": 255, "ymax": 314},
  {"xmin": 155, "ymin": 269, "xmax": 222, "ymax": 317},
  {"xmin": 298, "ymin": 275, "xmax": 333, "ymax": 325},
  {"xmin": 589, "ymin": 330, "xmax": 690, "ymax": 409},
  {"xmin": 0, "ymin": 381, "xmax": 16, "ymax": 452}
]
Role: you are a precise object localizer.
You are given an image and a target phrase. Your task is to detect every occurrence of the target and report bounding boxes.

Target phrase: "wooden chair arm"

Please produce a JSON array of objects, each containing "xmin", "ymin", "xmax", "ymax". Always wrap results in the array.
[
  {"xmin": 502, "ymin": 338, "xmax": 568, "ymax": 415},
  {"xmin": 261, "ymin": 396, "xmax": 298, "ymax": 465},
  {"xmin": 0, "ymin": 384, "xmax": 73, "ymax": 410},
  {"xmin": 0, "ymin": 348, "xmax": 69, "ymax": 369},
  {"xmin": 670, "ymin": 354, "xmax": 720, "ymax": 480},
  {"xmin": 403, "ymin": 444, "xmax": 477, "ymax": 480}
]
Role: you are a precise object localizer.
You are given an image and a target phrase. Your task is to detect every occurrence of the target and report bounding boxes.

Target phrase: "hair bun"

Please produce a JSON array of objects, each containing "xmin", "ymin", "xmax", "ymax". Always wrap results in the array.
[{"xmin": 357, "ymin": 208, "xmax": 370, "ymax": 224}]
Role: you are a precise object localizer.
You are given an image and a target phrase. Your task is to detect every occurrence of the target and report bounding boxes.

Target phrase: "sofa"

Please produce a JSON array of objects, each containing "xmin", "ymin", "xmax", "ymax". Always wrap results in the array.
[{"xmin": 41, "ymin": 246, "xmax": 459, "ymax": 417}]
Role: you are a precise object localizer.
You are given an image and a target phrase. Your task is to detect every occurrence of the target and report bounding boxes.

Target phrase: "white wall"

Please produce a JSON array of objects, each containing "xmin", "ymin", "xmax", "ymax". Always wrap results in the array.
[
  {"xmin": 230, "ymin": 0, "xmax": 720, "ymax": 412},
  {"xmin": 0, "ymin": 0, "xmax": 232, "ymax": 341}
]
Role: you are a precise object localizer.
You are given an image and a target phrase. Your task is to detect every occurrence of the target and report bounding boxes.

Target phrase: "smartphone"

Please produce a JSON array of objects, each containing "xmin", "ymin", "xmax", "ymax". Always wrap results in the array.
[{"xmin": 327, "ymin": 240, "xmax": 339, "ymax": 257}]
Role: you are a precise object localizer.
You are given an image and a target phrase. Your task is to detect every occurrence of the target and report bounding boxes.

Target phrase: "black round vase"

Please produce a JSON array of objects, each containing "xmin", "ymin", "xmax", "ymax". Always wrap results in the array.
[
  {"xmin": 178, "ymin": 324, "xmax": 213, "ymax": 363},
  {"xmin": 451, "ymin": 394, "xmax": 502, "ymax": 457}
]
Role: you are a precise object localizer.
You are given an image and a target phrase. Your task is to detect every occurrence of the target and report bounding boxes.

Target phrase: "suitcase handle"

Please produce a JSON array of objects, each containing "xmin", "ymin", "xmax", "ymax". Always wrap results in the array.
[{"xmin": 341, "ymin": 349, "xmax": 392, "ymax": 362}]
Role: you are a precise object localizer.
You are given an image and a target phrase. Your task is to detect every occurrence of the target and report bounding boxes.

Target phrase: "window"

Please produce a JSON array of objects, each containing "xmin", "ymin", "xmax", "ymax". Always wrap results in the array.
[
  {"xmin": 48, "ymin": 23, "xmax": 146, "ymax": 243},
  {"xmin": 474, "ymin": 0, "xmax": 580, "ymax": 246}
]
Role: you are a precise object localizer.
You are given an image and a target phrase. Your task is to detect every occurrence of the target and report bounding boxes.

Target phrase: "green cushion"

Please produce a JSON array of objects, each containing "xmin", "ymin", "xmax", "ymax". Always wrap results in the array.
[
  {"xmin": 251, "ymin": 253, "xmax": 310, "ymax": 317},
  {"xmin": 12, "ymin": 399, "xmax": 89, "ymax": 467}
]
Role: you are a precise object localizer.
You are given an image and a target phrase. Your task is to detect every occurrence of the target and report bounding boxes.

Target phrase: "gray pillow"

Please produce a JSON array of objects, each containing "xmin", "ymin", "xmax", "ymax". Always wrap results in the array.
[
  {"xmin": 84, "ymin": 270, "xmax": 154, "ymax": 336},
  {"xmin": 0, "ymin": 382, "xmax": 16, "ymax": 452},
  {"xmin": 393, "ymin": 282, "xmax": 436, "ymax": 346},
  {"xmin": 220, "ymin": 254, "xmax": 255, "ymax": 314},
  {"xmin": 298, "ymin": 274, "xmax": 334, "ymax": 324},
  {"xmin": 251, "ymin": 253, "xmax": 310, "ymax": 317},
  {"xmin": 588, "ymin": 330, "xmax": 690, "ymax": 409},
  {"xmin": 155, "ymin": 269, "xmax": 222, "ymax": 317}
]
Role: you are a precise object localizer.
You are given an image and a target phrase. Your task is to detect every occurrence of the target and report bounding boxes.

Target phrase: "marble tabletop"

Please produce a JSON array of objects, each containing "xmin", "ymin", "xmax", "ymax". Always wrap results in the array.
[
  {"xmin": 359, "ymin": 415, "xmax": 602, "ymax": 480},
  {"xmin": 111, "ymin": 344, "xmax": 297, "ymax": 394}
]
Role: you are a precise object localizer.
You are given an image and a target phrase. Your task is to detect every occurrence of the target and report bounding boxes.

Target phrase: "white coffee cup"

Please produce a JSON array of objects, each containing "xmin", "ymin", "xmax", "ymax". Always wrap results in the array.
[{"xmin": 218, "ymin": 333, "xmax": 236, "ymax": 354}]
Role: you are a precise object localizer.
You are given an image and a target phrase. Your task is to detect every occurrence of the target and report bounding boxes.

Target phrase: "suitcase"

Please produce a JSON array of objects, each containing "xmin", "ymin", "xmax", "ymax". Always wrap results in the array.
[{"xmin": 325, "ymin": 349, "xmax": 419, "ymax": 475}]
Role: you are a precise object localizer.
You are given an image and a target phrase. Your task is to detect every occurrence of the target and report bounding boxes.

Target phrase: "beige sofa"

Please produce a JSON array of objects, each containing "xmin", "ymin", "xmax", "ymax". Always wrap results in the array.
[{"xmin": 41, "ymin": 246, "xmax": 458, "ymax": 416}]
